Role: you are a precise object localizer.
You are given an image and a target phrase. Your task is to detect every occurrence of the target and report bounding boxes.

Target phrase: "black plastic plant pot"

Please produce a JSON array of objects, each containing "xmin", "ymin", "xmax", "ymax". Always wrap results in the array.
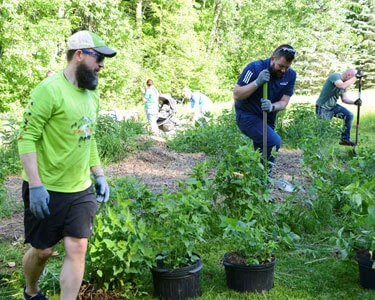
[
  {"xmin": 355, "ymin": 250, "xmax": 375, "ymax": 290},
  {"xmin": 222, "ymin": 252, "xmax": 276, "ymax": 293},
  {"xmin": 151, "ymin": 253, "xmax": 202, "ymax": 300}
]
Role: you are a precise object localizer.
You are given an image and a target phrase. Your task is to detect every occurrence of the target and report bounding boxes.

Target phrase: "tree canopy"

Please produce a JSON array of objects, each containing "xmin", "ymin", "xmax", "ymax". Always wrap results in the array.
[{"xmin": 0, "ymin": 0, "xmax": 373, "ymax": 112}]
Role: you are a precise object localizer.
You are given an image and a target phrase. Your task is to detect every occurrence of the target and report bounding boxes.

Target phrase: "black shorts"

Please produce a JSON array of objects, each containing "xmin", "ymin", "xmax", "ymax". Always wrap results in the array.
[{"xmin": 22, "ymin": 181, "xmax": 97, "ymax": 249}]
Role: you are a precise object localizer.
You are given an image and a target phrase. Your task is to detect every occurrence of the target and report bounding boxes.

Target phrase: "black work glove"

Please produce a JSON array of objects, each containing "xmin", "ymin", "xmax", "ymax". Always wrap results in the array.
[
  {"xmin": 354, "ymin": 99, "xmax": 362, "ymax": 106},
  {"xmin": 29, "ymin": 185, "xmax": 50, "ymax": 219}
]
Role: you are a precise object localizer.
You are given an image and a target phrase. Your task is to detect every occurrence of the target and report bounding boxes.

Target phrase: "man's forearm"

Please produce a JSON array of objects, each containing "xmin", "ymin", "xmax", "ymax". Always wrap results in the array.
[
  {"xmin": 20, "ymin": 152, "xmax": 42, "ymax": 186},
  {"xmin": 273, "ymin": 96, "xmax": 291, "ymax": 112},
  {"xmin": 91, "ymin": 165, "xmax": 104, "ymax": 177},
  {"xmin": 233, "ymin": 82, "xmax": 258, "ymax": 101}
]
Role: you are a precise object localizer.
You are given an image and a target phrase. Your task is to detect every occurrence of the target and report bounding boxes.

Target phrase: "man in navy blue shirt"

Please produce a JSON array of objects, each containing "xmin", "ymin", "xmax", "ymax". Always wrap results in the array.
[{"xmin": 233, "ymin": 44, "xmax": 296, "ymax": 172}]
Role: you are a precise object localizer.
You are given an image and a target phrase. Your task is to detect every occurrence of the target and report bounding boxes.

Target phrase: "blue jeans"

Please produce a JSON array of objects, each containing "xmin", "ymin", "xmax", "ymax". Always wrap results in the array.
[
  {"xmin": 315, "ymin": 104, "xmax": 353, "ymax": 141},
  {"xmin": 236, "ymin": 110, "xmax": 281, "ymax": 165}
]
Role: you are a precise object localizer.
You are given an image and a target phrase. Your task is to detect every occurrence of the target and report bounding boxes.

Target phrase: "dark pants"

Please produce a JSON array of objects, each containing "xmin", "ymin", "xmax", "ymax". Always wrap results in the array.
[
  {"xmin": 315, "ymin": 104, "xmax": 354, "ymax": 141},
  {"xmin": 236, "ymin": 110, "xmax": 281, "ymax": 166}
]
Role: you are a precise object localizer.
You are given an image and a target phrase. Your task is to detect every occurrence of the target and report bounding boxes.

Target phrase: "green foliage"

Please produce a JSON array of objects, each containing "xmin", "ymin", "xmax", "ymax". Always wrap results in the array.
[
  {"xmin": 148, "ymin": 180, "xmax": 212, "ymax": 269},
  {"xmin": 87, "ymin": 174, "xmax": 213, "ymax": 289},
  {"xmin": 0, "ymin": 118, "xmax": 22, "ymax": 217},
  {"xmin": 95, "ymin": 115, "xmax": 148, "ymax": 163},
  {"xmin": 88, "ymin": 197, "xmax": 154, "ymax": 292},
  {"xmin": 1, "ymin": 0, "xmax": 374, "ymax": 112},
  {"xmin": 0, "ymin": 119, "xmax": 22, "ymax": 175},
  {"xmin": 345, "ymin": 0, "xmax": 375, "ymax": 87},
  {"xmin": 87, "ymin": 176, "xmax": 156, "ymax": 292},
  {"xmin": 334, "ymin": 150, "xmax": 375, "ymax": 259},
  {"xmin": 167, "ymin": 109, "xmax": 250, "ymax": 155},
  {"xmin": 220, "ymin": 216, "xmax": 278, "ymax": 265},
  {"xmin": 276, "ymin": 102, "xmax": 342, "ymax": 149},
  {"xmin": 213, "ymin": 145, "xmax": 269, "ymax": 216}
]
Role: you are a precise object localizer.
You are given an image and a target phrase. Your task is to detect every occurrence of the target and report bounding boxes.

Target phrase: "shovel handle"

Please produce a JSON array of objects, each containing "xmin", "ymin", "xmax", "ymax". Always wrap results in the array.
[{"xmin": 263, "ymin": 83, "xmax": 268, "ymax": 162}]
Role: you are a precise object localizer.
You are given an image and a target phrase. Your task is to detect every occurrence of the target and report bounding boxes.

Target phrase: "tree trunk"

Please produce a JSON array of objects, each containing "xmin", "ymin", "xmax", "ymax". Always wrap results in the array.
[
  {"xmin": 208, "ymin": 0, "xmax": 222, "ymax": 52},
  {"xmin": 136, "ymin": 0, "xmax": 143, "ymax": 37}
]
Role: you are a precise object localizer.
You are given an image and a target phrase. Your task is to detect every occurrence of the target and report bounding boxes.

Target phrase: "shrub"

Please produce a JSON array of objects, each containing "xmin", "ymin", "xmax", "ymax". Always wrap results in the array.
[
  {"xmin": 95, "ymin": 115, "xmax": 148, "ymax": 163},
  {"xmin": 87, "ymin": 176, "xmax": 156, "ymax": 292},
  {"xmin": 220, "ymin": 216, "xmax": 278, "ymax": 265},
  {"xmin": 167, "ymin": 109, "xmax": 250, "ymax": 156},
  {"xmin": 147, "ymin": 181, "xmax": 212, "ymax": 269},
  {"xmin": 276, "ymin": 102, "xmax": 342, "ymax": 149},
  {"xmin": 213, "ymin": 145, "xmax": 270, "ymax": 217}
]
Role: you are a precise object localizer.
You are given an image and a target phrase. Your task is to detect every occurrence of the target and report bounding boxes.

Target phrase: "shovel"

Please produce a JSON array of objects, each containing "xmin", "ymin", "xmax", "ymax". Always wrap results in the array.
[
  {"xmin": 353, "ymin": 68, "xmax": 364, "ymax": 155},
  {"xmin": 263, "ymin": 82, "xmax": 268, "ymax": 164}
]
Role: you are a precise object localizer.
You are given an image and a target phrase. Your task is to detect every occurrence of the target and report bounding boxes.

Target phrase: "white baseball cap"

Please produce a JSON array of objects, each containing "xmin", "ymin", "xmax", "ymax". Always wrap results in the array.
[{"xmin": 67, "ymin": 30, "xmax": 116, "ymax": 57}]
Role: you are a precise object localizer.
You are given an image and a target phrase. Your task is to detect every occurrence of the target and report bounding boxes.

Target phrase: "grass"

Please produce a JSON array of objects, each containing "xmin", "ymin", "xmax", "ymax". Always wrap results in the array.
[
  {"xmin": 129, "ymin": 233, "xmax": 375, "ymax": 299},
  {"xmin": 357, "ymin": 113, "xmax": 375, "ymax": 146},
  {"xmin": 2, "ymin": 238, "xmax": 375, "ymax": 299}
]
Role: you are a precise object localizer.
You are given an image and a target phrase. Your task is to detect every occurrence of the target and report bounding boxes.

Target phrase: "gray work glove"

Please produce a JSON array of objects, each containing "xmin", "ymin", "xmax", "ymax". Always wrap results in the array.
[
  {"xmin": 255, "ymin": 69, "xmax": 270, "ymax": 86},
  {"xmin": 29, "ymin": 185, "xmax": 50, "ymax": 219},
  {"xmin": 261, "ymin": 98, "xmax": 273, "ymax": 112},
  {"xmin": 95, "ymin": 175, "xmax": 110, "ymax": 203},
  {"xmin": 354, "ymin": 99, "xmax": 362, "ymax": 106}
]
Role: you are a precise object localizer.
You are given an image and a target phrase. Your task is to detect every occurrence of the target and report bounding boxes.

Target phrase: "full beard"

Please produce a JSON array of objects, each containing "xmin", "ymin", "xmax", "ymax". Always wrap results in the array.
[
  {"xmin": 270, "ymin": 66, "xmax": 284, "ymax": 78},
  {"xmin": 76, "ymin": 63, "xmax": 98, "ymax": 90}
]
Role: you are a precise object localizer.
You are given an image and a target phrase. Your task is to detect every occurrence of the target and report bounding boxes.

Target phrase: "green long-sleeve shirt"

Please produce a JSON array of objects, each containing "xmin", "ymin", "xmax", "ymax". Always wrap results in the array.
[{"xmin": 18, "ymin": 71, "xmax": 101, "ymax": 192}]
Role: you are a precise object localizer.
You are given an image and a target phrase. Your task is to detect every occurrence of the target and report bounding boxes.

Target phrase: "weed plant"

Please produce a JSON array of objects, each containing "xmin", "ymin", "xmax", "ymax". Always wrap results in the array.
[
  {"xmin": 167, "ymin": 109, "xmax": 251, "ymax": 157},
  {"xmin": 95, "ymin": 115, "xmax": 149, "ymax": 163},
  {"xmin": 276, "ymin": 102, "xmax": 342, "ymax": 149}
]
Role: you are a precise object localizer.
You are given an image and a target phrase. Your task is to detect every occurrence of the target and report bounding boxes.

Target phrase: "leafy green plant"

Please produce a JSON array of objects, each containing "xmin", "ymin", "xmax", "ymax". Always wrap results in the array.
[
  {"xmin": 220, "ymin": 216, "xmax": 278, "ymax": 265},
  {"xmin": 0, "ymin": 118, "xmax": 22, "ymax": 217},
  {"xmin": 335, "ymin": 177, "xmax": 375, "ymax": 260},
  {"xmin": 87, "ymin": 176, "xmax": 157, "ymax": 292},
  {"xmin": 276, "ymin": 102, "xmax": 342, "ymax": 149},
  {"xmin": 167, "ymin": 109, "xmax": 250, "ymax": 156},
  {"xmin": 87, "ymin": 199, "xmax": 153, "ymax": 292},
  {"xmin": 0, "ymin": 118, "xmax": 21, "ymax": 175},
  {"xmin": 95, "ymin": 115, "xmax": 148, "ymax": 163},
  {"xmin": 213, "ymin": 145, "xmax": 269, "ymax": 216},
  {"xmin": 147, "ymin": 181, "xmax": 212, "ymax": 269}
]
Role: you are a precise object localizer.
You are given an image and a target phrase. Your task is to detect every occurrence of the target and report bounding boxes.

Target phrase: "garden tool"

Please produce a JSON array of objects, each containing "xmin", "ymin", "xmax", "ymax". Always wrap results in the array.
[
  {"xmin": 353, "ymin": 68, "xmax": 364, "ymax": 155},
  {"xmin": 263, "ymin": 82, "xmax": 268, "ymax": 162}
]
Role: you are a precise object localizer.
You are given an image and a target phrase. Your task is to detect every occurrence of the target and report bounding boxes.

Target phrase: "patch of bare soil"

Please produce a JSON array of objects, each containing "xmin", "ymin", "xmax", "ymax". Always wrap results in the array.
[
  {"xmin": 105, "ymin": 136, "xmax": 209, "ymax": 193},
  {"xmin": 0, "ymin": 175, "xmax": 23, "ymax": 242}
]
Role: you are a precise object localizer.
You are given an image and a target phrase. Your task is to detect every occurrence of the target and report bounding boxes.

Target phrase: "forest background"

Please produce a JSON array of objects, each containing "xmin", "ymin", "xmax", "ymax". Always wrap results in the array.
[{"xmin": 0, "ymin": 0, "xmax": 375, "ymax": 114}]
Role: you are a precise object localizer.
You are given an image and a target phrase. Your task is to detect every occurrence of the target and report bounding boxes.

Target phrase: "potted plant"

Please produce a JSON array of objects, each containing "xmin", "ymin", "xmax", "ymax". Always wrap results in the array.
[
  {"xmin": 335, "ymin": 180, "xmax": 375, "ymax": 290},
  {"xmin": 220, "ymin": 215, "xmax": 278, "ymax": 293},
  {"xmin": 148, "ymin": 182, "xmax": 211, "ymax": 300},
  {"xmin": 336, "ymin": 225, "xmax": 375, "ymax": 290}
]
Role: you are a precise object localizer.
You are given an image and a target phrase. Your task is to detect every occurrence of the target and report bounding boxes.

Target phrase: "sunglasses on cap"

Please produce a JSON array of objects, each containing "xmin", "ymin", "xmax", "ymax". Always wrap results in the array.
[
  {"xmin": 81, "ymin": 49, "xmax": 105, "ymax": 63},
  {"xmin": 276, "ymin": 47, "xmax": 296, "ymax": 56}
]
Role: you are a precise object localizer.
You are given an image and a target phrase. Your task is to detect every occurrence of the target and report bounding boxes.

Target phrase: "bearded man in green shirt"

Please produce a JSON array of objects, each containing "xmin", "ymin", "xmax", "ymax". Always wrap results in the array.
[
  {"xmin": 18, "ymin": 31, "xmax": 116, "ymax": 300},
  {"xmin": 315, "ymin": 68, "xmax": 361, "ymax": 146}
]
